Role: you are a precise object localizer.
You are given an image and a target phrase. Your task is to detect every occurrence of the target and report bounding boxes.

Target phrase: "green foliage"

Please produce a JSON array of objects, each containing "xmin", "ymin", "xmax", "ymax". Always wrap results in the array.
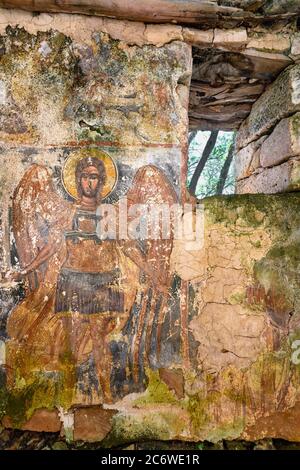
[{"xmin": 187, "ymin": 131, "xmax": 235, "ymax": 199}]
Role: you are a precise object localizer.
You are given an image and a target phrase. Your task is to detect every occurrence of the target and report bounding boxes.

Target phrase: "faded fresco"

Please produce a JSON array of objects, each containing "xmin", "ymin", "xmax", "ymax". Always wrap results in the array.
[
  {"xmin": 5, "ymin": 149, "xmax": 180, "ymax": 404},
  {"xmin": 0, "ymin": 22, "xmax": 192, "ymax": 415}
]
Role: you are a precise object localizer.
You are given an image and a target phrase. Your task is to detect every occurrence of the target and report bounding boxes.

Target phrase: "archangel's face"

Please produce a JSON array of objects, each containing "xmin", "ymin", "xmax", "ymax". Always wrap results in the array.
[{"xmin": 80, "ymin": 165, "xmax": 101, "ymax": 198}]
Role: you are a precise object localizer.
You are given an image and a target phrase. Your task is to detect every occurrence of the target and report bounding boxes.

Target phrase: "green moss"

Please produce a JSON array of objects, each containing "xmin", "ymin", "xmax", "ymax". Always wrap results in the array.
[
  {"xmin": 229, "ymin": 291, "xmax": 246, "ymax": 305},
  {"xmin": 0, "ymin": 352, "xmax": 76, "ymax": 427},
  {"xmin": 203, "ymin": 193, "xmax": 300, "ymax": 242},
  {"xmin": 186, "ymin": 393, "xmax": 206, "ymax": 429},
  {"xmin": 102, "ymin": 412, "xmax": 171, "ymax": 448},
  {"xmin": 205, "ymin": 418, "xmax": 244, "ymax": 443},
  {"xmin": 78, "ymin": 125, "xmax": 115, "ymax": 142},
  {"xmin": 253, "ymin": 240, "xmax": 300, "ymax": 315},
  {"xmin": 250, "ymin": 240, "xmax": 262, "ymax": 249},
  {"xmin": 203, "ymin": 194, "xmax": 269, "ymax": 229},
  {"xmin": 185, "ymin": 387, "xmax": 245, "ymax": 442},
  {"xmin": 4, "ymin": 373, "xmax": 50, "ymax": 426},
  {"xmin": 3, "ymin": 374, "xmax": 72, "ymax": 427},
  {"xmin": 186, "ymin": 390, "xmax": 219, "ymax": 430},
  {"xmin": 291, "ymin": 113, "xmax": 300, "ymax": 137},
  {"xmin": 134, "ymin": 369, "xmax": 178, "ymax": 406}
]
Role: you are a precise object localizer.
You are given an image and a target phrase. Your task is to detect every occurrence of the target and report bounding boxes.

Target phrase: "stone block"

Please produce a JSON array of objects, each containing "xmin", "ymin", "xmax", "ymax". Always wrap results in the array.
[
  {"xmin": 247, "ymin": 33, "xmax": 290, "ymax": 53},
  {"xmin": 182, "ymin": 28, "xmax": 213, "ymax": 47},
  {"xmin": 73, "ymin": 407, "xmax": 116, "ymax": 442},
  {"xmin": 2, "ymin": 409, "xmax": 61, "ymax": 432},
  {"xmin": 291, "ymin": 34, "xmax": 300, "ymax": 57},
  {"xmin": 213, "ymin": 28, "xmax": 248, "ymax": 49},
  {"xmin": 235, "ymin": 136, "xmax": 266, "ymax": 180},
  {"xmin": 159, "ymin": 368, "xmax": 184, "ymax": 399},
  {"xmin": 260, "ymin": 113, "xmax": 300, "ymax": 168},
  {"xmin": 242, "ymin": 49, "xmax": 292, "ymax": 83},
  {"xmin": 236, "ymin": 158, "xmax": 300, "ymax": 194},
  {"xmin": 144, "ymin": 24, "xmax": 183, "ymax": 47},
  {"xmin": 263, "ymin": 0, "xmax": 300, "ymax": 15},
  {"xmin": 289, "ymin": 156, "xmax": 300, "ymax": 189},
  {"xmin": 236, "ymin": 64, "xmax": 300, "ymax": 150}
]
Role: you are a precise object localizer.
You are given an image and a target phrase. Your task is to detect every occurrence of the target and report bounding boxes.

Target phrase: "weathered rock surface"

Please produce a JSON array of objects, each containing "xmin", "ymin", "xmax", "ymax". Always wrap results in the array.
[
  {"xmin": 260, "ymin": 113, "xmax": 300, "ymax": 168},
  {"xmin": 235, "ymin": 62, "xmax": 300, "ymax": 195},
  {"xmin": 236, "ymin": 64, "xmax": 300, "ymax": 150},
  {"xmin": 247, "ymin": 32, "xmax": 290, "ymax": 54},
  {"xmin": 235, "ymin": 136, "xmax": 266, "ymax": 181},
  {"xmin": 291, "ymin": 34, "xmax": 300, "ymax": 57},
  {"xmin": 73, "ymin": 407, "xmax": 116, "ymax": 442},
  {"xmin": 263, "ymin": 0, "xmax": 300, "ymax": 15},
  {"xmin": 170, "ymin": 194, "xmax": 300, "ymax": 442},
  {"xmin": 2, "ymin": 409, "xmax": 61, "ymax": 432},
  {"xmin": 213, "ymin": 28, "xmax": 248, "ymax": 50},
  {"xmin": 236, "ymin": 158, "xmax": 300, "ymax": 194}
]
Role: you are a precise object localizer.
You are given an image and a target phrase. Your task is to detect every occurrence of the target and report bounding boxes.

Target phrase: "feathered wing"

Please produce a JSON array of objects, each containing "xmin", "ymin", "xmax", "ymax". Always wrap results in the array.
[
  {"xmin": 114, "ymin": 165, "xmax": 180, "ymax": 391},
  {"xmin": 125, "ymin": 164, "xmax": 178, "ymax": 287},
  {"xmin": 12, "ymin": 164, "xmax": 71, "ymax": 291}
]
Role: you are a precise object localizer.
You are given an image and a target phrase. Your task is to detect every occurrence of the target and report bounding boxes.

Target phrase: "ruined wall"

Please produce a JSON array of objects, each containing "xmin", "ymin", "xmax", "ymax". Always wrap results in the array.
[
  {"xmin": 1, "ymin": 7, "xmax": 299, "ymax": 133},
  {"xmin": 172, "ymin": 193, "xmax": 300, "ymax": 443},
  {"xmin": 235, "ymin": 60, "xmax": 300, "ymax": 194},
  {"xmin": 1, "ymin": 8, "xmax": 300, "ymax": 445}
]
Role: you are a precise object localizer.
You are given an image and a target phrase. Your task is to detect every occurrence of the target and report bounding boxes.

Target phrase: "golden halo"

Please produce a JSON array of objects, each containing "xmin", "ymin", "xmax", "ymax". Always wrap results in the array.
[{"xmin": 62, "ymin": 148, "xmax": 118, "ymax": 200}]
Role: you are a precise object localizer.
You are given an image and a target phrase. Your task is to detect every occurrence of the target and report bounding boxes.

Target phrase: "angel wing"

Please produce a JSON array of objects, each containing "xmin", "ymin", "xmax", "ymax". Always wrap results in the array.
[
  {"xmin": 125, "ymin": 164, "xmax": 178, "ymax": 288},
  {"xmin": 111, "ymin": 165, "xmax": 180, "ymax": 394},
  {"xmin": 12, "ymin": 164, "xmax": 71, "ymax": 292}
]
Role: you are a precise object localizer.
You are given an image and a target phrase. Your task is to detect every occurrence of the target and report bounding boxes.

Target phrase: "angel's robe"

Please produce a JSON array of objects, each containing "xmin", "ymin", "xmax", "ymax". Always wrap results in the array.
[
  {"xmin": 6, "ymin": 199, "xmax": 140, "ymax": 400},
  {"xmin": 54, "ymin": 208, "xmax": 125, "ymax": 315}
]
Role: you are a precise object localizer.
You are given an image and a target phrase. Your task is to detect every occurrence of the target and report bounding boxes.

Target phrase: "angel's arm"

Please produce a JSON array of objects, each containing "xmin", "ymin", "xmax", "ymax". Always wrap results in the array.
[
  {"xmin": 8, "ymin": 236, "xmax": 61, "ymax": 282},
  {"xmin": 21, "ymin": 239, "xmax": 59, "ymax": 275},
  {"xmin": 20, "ymin": 209, "xmax": 70, "ymax": 276},
  {"xmin": 119, "ymin": 240, "xmax": 169, "ymax": 295},
  {"xmin": 119, "ymin": 240, "xmax": 149, "ymax": 274}
]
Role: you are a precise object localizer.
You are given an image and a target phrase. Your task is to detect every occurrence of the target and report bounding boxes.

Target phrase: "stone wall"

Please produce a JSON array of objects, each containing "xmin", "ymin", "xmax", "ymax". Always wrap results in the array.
[
  {"xmin": 172, "ymin": 193, "xmax": 300, "ymax": 443},
  {"xmin": 1, "ymin": 7, "xmax": 299, "ymax": 132},
  {"xmin": 235, "ymin": 64, "xmax": 300, "ymax": 194}
]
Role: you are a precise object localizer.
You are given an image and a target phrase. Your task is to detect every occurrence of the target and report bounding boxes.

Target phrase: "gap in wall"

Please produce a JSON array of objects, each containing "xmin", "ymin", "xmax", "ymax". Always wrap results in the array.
[{"xmin": 187, "ymin": 130, "xmax": 235, "ymax": 199}]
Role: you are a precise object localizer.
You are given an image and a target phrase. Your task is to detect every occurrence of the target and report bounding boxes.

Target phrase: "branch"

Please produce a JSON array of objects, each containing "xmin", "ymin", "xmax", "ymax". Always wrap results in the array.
[
  {"xmin": 216, "ymin": 139, "xmax": 235, "ymax": 195},
  {"xmin": 188, "ymin": 130, "xmax": 219, "ymax": 197},
  {"xmin": 188, "ymin": 130, "xmax": 197, "ymax": 147}
]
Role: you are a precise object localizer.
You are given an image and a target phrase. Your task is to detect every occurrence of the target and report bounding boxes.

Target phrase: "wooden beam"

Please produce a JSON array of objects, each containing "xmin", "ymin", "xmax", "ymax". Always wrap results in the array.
[
  {"xmin": 1, "ymin": 0, "xmax": 298, "ymax": 26},
  {"xmin": 189, "ymin": 117, "xmax": 241, "ymax": 131},
  {"xmin": 0, "ymin": 1, "xmax": 245, "ymax": 24}
]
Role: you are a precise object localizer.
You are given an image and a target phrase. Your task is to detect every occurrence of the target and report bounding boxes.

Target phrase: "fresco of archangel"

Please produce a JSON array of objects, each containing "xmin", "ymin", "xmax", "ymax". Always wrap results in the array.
[{"xmin": 6, "ymin": 148, "xmax": 181, "ymax": 403}]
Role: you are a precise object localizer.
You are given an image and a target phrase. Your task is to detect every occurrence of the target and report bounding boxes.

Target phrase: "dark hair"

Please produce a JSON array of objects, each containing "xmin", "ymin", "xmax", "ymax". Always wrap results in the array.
[{"xmin": 75, "ymin": 156, "xmax": 106, "ymax": 201}]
